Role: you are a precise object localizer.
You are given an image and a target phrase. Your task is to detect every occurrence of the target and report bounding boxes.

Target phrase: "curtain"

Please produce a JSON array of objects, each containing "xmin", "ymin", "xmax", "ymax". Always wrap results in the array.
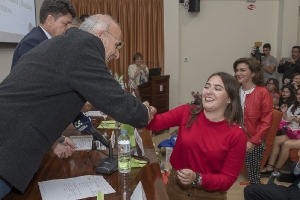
[{"xmin": 70, "ymin": 0, "xmax": 164, "ymax": 86}]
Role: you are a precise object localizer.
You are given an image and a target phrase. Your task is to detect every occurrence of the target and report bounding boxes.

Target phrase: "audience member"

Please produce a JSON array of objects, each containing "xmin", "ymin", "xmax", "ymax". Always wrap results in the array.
[
  {"xmin": 0, "ymin": 14, "xmax": 154, "ymax": 198},
  {"xmin": 71, "ymin": 17, "xmax": 82, "ymax": 28},
  {"xmin": 79, "ymin": 14, "xmax": 90, "ymax": 22},
  {"xmin": 245, "ymin": 151, "xmax": 300, "ymax": 200},
  {"xmin": 266, "ymin": 78, "xmax": 280, "ymax": 107},
  {"xmin": 261, "ymin": 89, "xmax": 300, "ymax": 175},
  {"xmin": 128, "ymin": 52, "xmax": 149, "ymax": 89},
  {"xmin": 233, "ymin": 58, "xmax": 273, "ymax": 185},
  {"xmin": 11, "ymin": 0, "xmax": 76, "ymax": 69},
  {"xmin": 274, "ymin": 85, "xmax": 295, "ymax": 111},
  {"xmin": 278, "ymin": 46, "xmax": 300, "ymax": 84},
  {"xmin": 261, "ymin": 43, "xmax": 278, "ymax": 83},
  {"xmin": 290, "ymin": 73, "xmax": 300, "ymax": 93},
  {"xmin": 147, "ymin": 72, "xmax": 247, "ymax": 199}
]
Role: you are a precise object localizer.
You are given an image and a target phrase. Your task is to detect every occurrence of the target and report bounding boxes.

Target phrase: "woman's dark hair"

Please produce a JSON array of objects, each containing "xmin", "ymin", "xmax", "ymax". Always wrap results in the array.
[
  {"xmin": 279, "ymin": 85, "xmax": 295, "ymax": 108},
  {"xmin": 133, "ymin": 52, "xmax": 143, "ymax": 62},
  {"xmin": 266, "ymin": 78, "xmax": 279, "ymax": 93},
  {"xmin": 233, "ymin": 58, "xmax": 264, "ymax": 86},
  {"xmin": 291, "ymin": 88, "xmax": 300, "ymax": 115},
  {"xmin": 186, "ymin": 72, "xmax": 243, "ymax": 128}
]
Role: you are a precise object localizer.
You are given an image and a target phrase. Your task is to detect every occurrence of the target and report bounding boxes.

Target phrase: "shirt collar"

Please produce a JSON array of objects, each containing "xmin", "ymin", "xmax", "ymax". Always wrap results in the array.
[{"xmin": 39, "ymin": 25, "xmax": 52, "ymax": 39}]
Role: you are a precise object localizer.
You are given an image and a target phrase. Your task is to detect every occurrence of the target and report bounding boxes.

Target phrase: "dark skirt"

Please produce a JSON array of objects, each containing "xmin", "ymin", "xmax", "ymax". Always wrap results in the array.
[{"xmin": 166, "ymin": 169, "xmax": 227, "ymax": 200}]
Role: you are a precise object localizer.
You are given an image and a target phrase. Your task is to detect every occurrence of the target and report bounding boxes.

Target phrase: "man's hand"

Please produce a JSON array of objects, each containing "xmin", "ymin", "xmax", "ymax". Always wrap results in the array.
[
  {"xmin": 52, "ymin": 137, "xmax": 77, "ymax": 158},
  {"xmin": 177, "ymin": 169, "xmax": 196, "ymax": 185},
  {"xmin": 290, "ymin": 58, "xmax": 296, "ymax": 64},
  {"xmin": 143, "ymin": 101, "xmax": 157, "ymax": 124}
]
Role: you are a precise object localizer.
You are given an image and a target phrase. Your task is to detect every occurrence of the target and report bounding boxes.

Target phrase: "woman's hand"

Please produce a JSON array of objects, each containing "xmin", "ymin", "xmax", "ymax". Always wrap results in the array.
[
  {"xmin": 177, "ymin": 169, "xmax": 196, "ymax": 185},
  {"xmin": 246, "ymin": 142, "xmax": 255, "ymax": 152},
  {"xmin": 287, "ymin": 115, "xmax": 298, "ymax": 122}
]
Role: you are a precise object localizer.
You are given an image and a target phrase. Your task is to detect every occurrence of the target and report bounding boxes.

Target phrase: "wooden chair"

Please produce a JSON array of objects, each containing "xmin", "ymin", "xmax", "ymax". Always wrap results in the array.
[
  {"xmin": 240, "ymin": 109, "xmax": 282, "ymax": 185},
  {"xmin": 289, "ymin": 149, "xmax": 299, "ymax": 162},
  {"xmin": 260, "ymin": 109, "xmax": 283, "ymax": 168}
]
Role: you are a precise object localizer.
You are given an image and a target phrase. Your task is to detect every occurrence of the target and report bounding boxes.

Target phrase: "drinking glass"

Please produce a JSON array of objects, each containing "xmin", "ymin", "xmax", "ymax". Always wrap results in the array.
[{"xmin": 101, "ymin": 112, "xmax": 108, "ymax": 127}]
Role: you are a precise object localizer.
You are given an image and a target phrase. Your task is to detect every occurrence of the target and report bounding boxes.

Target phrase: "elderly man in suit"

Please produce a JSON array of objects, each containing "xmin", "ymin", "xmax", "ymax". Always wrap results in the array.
[
  {"xmin": 244, "ymin": 149, "xmax": 300, "ymax": 200},
  {"xmin": 11, "ymin": 0, "xmax": 76, "ymax": 69},
  {"xmin": 0, "ymin": 14, "xmax": 154, "ymax": 198}
]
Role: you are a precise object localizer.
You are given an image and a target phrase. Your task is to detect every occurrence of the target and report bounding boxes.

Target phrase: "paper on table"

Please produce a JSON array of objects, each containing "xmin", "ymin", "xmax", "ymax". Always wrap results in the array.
[
  {"xmin": 85, "ymin": 111, "xmax": 102, "ymax": 117},
  {"xmin": 131, "ymin": 158, "xmax": 147, "ymax": 168},
  {"xmin": 130, "ymin": 181, "xmax": 147, "ymax": 200},
  {"xmin": 38, "ymin": 175, "xmax": 115, "ymax": 200},
  {"xmin": 134, "ymin": 128, "xmax": 144, "ymax": 155},
  {"xmin": 98, "ymin": 120, "xmax": 116, "ymax": 129},
  {"xmin": 70, "ymin": 135, "xmax": 106, "ymax": 151}
]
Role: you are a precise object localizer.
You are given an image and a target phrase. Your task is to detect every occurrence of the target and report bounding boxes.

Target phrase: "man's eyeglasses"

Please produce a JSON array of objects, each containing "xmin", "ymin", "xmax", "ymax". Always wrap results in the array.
[{"xmin": 105, "ymin": 31, "xmax": 124, "ymax": 51}]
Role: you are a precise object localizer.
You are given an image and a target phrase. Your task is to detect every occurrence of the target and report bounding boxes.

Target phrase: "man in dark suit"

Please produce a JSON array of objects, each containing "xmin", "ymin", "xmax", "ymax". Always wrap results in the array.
[
  {"xmin": 277, "ymin": 46, "xmax": 300, "ymax": 84},
  {"xmin": 0, "ymin": 14, "xmax": 154, "ymax": 198},
  {"xmin": 244, "ymin": 150, "xmax": 300, "ymax": 200},
  {"xmin": 11, "ymin": 0, "xmax": 76, "ymax": 69}
]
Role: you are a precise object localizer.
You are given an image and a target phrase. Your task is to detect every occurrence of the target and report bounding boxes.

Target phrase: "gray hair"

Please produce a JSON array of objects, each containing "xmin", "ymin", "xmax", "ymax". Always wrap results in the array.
[{"xmin": 79, "ymin": 14, "xmax": 120, "ymax": 34}]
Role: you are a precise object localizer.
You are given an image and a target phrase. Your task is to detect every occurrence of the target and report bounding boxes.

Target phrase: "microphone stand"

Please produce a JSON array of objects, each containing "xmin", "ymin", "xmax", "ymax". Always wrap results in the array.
[
  {"xmin": 96, "ymin": 140, "xmax": 118, "ymax": 174},
  {"xmin": 84, "ymin": 136, "xmax": 101, "ymax": 167}
]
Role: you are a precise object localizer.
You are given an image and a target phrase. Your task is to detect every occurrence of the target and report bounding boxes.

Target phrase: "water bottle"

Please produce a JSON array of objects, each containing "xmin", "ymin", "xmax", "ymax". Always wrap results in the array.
[{"xmin": 118, "ymin": 130, "xmax": 131, "ymax": 173}]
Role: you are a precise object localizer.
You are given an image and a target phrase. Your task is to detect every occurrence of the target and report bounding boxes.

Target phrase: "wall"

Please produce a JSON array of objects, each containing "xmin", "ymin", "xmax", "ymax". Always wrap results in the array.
[
  {"xmin": 0, "ymin": 0, "xmax": 42, "ymax": 81},
  {"xmin": 164, "ymin": 0, "xmax": 299, "ymax": 105}
]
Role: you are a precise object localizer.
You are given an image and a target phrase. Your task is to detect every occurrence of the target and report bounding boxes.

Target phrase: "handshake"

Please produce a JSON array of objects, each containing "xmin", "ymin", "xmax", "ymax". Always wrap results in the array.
[{"xmin": 143, "ymin": 101, "xmax": 157, "ymax": 124}]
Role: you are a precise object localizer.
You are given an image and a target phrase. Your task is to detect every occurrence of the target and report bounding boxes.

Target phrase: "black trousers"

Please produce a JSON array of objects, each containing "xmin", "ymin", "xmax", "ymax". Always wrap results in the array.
[{"xmin": 244, "ymin": 184, "xmax": 300, "ymax": 200}]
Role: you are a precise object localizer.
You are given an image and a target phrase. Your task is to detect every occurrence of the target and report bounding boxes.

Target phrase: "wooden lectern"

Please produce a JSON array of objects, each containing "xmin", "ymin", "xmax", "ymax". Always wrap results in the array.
[{"xmin": 138, "ymin": 75, "xmax": 170, "ymax": 114}]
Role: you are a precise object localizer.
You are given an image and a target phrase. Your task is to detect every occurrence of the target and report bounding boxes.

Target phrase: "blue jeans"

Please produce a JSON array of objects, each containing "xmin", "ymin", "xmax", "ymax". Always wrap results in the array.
[{"xmin": 0, "ymin": 177, "xmax": 12, "ymax": 199}]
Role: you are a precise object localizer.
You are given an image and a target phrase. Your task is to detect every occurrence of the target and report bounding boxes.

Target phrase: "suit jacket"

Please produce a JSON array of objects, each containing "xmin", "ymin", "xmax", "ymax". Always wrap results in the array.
[
  {"xmin": 0, "ymin": 27, "xmax": 148, "ymax": 192},
  {"xmin": 277, "ymin": 58, "xmax": 300, "ymax": 84},
  {"xmin": 290, "ymin": 162, "xmax": 300, "ymax": 187},
  {"xmin": 11, "ymin": 26, "xmax": 48, "ymax": 69}
]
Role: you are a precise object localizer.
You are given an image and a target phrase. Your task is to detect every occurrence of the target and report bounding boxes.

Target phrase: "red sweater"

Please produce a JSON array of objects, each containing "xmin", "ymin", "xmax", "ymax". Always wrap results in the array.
[{"xmin": 147, "ymin": 105, "xmax": 247, "ymax": 191}]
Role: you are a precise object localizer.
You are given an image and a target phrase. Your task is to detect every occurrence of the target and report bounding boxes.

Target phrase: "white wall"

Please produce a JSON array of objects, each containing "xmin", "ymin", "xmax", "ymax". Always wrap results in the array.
[
  {"xmin": 0, "ymin": 0, "xmax": 42, "ymax": 81},
  {"xmin": 164, "ymin": 0, "xmax": 299, "ymax": 105}
]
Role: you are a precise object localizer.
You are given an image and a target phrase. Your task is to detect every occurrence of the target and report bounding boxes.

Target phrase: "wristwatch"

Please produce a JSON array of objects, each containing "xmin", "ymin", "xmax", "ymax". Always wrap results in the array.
[{"xmin": 192, "ymin": 172, "xmax": 202, "ymax": 187}]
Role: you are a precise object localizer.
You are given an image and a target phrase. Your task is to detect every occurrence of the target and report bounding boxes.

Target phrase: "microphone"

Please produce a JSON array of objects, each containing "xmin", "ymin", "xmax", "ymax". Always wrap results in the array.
[
  {"xmin": 73, "ymin": 112, "xmax": 110, "ymax": 147},
  {"xmin": 73, "ymin": 112, "xmax": 118, "ymax": 174}
]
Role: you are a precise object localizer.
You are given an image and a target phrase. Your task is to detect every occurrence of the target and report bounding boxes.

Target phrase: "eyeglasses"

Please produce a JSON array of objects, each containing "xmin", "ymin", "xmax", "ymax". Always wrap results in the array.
[
  {"xmin": 105, "ymin": 31, "xmax": 124, "ymax": 51},
  {"xmin": 282, "ymin": 91, "xmax": 291, "ymax": 94},
  {"xmin": 267, "ymin": 83, "xmax": 275, "ymax": 85}
]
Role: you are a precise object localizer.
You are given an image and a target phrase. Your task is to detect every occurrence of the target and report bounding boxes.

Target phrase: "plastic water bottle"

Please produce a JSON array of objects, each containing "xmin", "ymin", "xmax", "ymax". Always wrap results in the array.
[{"xmin": 118, "ymin": 130, "xmax": 131, "ymax": 173}]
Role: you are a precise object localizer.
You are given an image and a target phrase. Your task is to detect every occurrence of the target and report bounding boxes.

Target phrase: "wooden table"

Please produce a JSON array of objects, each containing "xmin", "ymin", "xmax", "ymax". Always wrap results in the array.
[{"xmin": 4, "ymin": 123, "xmax": 169, "ymax": 200}]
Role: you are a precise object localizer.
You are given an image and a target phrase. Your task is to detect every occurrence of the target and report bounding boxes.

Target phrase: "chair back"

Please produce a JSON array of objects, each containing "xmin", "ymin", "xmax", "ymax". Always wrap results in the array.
[{"xmin": 260, "ymin": 109, "xmax": 283, "ymax": 168}]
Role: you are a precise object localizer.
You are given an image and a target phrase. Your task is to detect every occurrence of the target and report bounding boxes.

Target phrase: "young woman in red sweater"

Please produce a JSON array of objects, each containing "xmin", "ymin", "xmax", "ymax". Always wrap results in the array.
[{"xmin": 147, "ymin": 72, "xmax": 247, "ymax": 199}]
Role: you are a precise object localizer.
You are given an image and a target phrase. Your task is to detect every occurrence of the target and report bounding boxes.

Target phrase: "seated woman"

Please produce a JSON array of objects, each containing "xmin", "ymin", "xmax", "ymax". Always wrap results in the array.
[
  {"xmin": 147, "ymin": 72, "xmax": 247, "ymax": 199},
  {"xmin": 290, "ymin": 73, "xmax": 300, "ymax": 94},
  {"xmin": 266, "ymin": 78, "xmax": 280, "ymax": 108},
  {"xmin": 127, "ymin": 52, "xmax": 149, "ymax": 90},
  {"xmin": 273, "ymin": 85, "xmax": 295, "ymax": 110},
  {"xmin": 261, "ymin": 88, "xmax": 300, "ymax": 175}
]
